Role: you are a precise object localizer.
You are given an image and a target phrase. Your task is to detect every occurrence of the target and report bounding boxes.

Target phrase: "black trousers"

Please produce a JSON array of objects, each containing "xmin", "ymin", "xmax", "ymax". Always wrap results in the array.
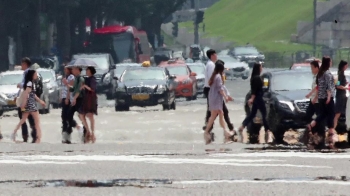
[
  {"xmin": 305, "ymin": 100, "xmax": 324, "ymax": 134},
  {"xmin": 316, "ymin": 98, "xmax": 335, "ymax": 129},
  {"xmin": 242, "ymin": 96, "xmax": 270, "ymax": 131},
  {"xmin": 66, "ymin": 97, "xmax": 86, "ymax": 135},
  {"xmin": 204, "ymin": 87, "xmax": 234, "ymax": 130},
  {"xmin": 61, "ymin": 98, "xmax": 71, "ymax": 133},
  {"xmin": 17, "ymin": 107, "xmax": 36, "ymax": 141}
]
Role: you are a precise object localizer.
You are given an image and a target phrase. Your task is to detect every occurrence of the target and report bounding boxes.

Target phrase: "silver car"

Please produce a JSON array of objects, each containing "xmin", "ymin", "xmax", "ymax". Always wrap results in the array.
[
  {"xmin": 186, "ymin": 62, "xmax": 205, "ymax": 94},
  {"xmin": 217, "ymin": 55, "xmax": 250, "ymax": 80},
  {"xmin": 37, "ymin": 68, "xmax": 61, "ymax": 109},
  {"xmin": 0, "ymin": 70, "xmax": 50, "ymax": 115}
]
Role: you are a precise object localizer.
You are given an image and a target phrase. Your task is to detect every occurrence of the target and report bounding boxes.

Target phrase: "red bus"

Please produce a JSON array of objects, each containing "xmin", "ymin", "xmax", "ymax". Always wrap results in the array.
[{"xmin": 86, "ymin": 25, "xmax": 151, "ymax": 64}]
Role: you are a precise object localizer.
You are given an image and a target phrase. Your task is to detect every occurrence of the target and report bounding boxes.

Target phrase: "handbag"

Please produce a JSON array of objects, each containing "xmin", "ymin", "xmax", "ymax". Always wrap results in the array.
[{"xmin": 16, "ymin": 89, "xmax": 24, "ymax": 107}]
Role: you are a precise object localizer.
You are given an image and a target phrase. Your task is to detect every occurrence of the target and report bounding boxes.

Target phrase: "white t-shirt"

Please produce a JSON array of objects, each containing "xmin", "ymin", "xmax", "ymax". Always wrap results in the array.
[{"xmin": 204, "ymin": 60, "xmax": 215, "ymax": 87}]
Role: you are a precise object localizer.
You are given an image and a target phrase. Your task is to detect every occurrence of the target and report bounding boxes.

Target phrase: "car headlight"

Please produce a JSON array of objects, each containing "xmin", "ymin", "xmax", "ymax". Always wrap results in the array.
[
  {"xmin": 279, "ymin": 101, "xmax": 294, "ymax": 111},
  {"xmin": 182, "ymin": 78, "xmax": 192, "ymax": 85},
  {"xmin": 157, "ymin": 85, "xmax": 165, "ymax": 93},
  {"xmin": 103, "ymin": 73, "xmax": 110, "ymax": 84},
  {"xmin": 0, "ymin": 93, "xmax": 8, "ymax": 100},
  {"xmin": 116, "ymin": 87, "xmax": 126, "ymax": 92}
]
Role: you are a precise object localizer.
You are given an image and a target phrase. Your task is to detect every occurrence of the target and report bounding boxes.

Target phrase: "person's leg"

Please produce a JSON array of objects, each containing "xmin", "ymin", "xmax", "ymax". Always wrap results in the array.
[
  {"xmin": 222, "ymin": 101, "xmax": 234, "ymax": 131},
  {"xmin": 18, "ymin": 107, "xmax": 28, "ymax": 142},
  {"xmin": 305, "ymin": 99, "xmax": 316, "ymax": 122},
  {"xmin": 326, "ymin": 99, "xmax": 336, "ymax": 148},
  {"xmin": 204, "ymin": 110, "xmax": 218, "ymax": 144},
  {"xmin": 87, "ymin": 113, "xmax": 95, "ymax": 143},
  {"xmin": 79, "ymin": 113, "xmax": 90, "ymax": 143},
  {"xmin": 257, "ymin": 98, "xmax": 273, "ymax": 143},
  {"xmin": 27, "ymin": 114, "xmax": 36, "ymax": 143},
  {"xmin": 30, "ymin": 111, "xmax": 42, "ymax": 143},
  {"xmin": 311, "ymin": 99, "xmax": 327, "ymax": 128},
  {"xmin": 12, "ymin": 112, "xmax": 30, "ymax": 141},
  {"xmin": 204, "ymin": 87, "xmax": 211, "ymax": 125}
]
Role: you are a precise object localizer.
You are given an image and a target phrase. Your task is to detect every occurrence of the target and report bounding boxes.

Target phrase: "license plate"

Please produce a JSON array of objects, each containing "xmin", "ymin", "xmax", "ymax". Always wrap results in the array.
[
  {"xmin": 7, "ymin": 100, "xmax": 16, "ymax": 105},
  {"xmin": 132, "ymin": 94, "xmax": 150, "ymax": 101}
]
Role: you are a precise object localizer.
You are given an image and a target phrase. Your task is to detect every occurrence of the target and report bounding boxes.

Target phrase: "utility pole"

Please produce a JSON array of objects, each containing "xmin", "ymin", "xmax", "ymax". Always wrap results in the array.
[
  {"xmin": 194, "ymin": 0, "xmax": 199, "ymax": 44},
  {"xmin": 313, "ymin": 0, "xmax": 317, "ymax": 56}
]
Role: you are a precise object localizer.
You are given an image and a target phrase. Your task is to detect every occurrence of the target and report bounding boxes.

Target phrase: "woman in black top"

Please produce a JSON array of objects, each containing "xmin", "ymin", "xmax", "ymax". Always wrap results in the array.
[
  {"xmin": 238, "ymin": 63, "xmax": 273, "ymax": 144},
  {"xmin": 334, "ymin": 60, "xmax": 348, "ymax": 129}
]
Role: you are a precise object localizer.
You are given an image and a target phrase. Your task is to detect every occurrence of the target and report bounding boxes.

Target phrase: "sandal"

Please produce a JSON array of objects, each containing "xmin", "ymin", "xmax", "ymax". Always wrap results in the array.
[
  {"xmin": 91, "ymin": 133, "xmax": 96, "ymax": 143},
  {"xmin": 84, "ymin": 132, "xmax": 91, "ymax": 144},
  {"xmin": 204, "ymin": 132, "xmax": 212, "ymax": 145},
  {"xmin": 238, "ymin": 126, "xmax": 244, "ymax": 143}
]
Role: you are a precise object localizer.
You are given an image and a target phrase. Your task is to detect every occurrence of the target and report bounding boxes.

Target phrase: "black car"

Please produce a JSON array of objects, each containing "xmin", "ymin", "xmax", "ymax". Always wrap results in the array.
[
  {"xmin": 228, "ymin": 46, "xmax": 265, "ymax": 68},
  {"xmin": 104, "ymin": 63, "xmax": 141, "ymax": 100},
  {"xmin": 154, "ymin": 48, "xmax": 173, "ymax": 65},
  {"xmin": 244, "ymin": 70, "xmax": 314, "ymax": 144},
  {"xmin": 114, "ymin": 67, "xmax": 176, "ymax": 111},
  {"xmin": 72, "ymin": 53, "xmax": 115, "ymax": 94}
]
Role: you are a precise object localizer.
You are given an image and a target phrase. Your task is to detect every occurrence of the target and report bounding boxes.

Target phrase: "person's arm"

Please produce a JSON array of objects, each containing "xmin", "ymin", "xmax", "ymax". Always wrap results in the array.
[
  {"xmin": 307, "ymin": 87, "xmax": 317, "ymax": 97},
  {"xmin": 325, "ymin": 73, "xmax": 333, "ymax": 101},
  {"xmin": 336, "ymin": 75, "xmax": 347, "ymax": 90},
  {"xmin": 20, "ymin": 84, "xmax": 31, "ymax": 109},
  {"xmin": 84, "ymin": 77, "xmax": 96, "ymax": 92},
  {"xmin": 216, "ymin": 76, "xmax": 228, "ymax": 100},
  {"xmin": 250, "ymin": 77, "xmax": 259, "ymax": 101},
  {"xmin": 68, "ymin": 77, "xmax": 75, "ymax": 92},
  {"xmin": 73, "ymin": 77, "xmax": 84, "ymax": 99}
]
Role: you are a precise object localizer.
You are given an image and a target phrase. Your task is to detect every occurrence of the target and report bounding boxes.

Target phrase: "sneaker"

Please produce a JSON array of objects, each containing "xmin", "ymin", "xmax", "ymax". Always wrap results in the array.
[
  {"xmin": 265, "ymin": 131, "xmax": 274, "ymax": 144},
  {"xmin": 0, "ymin": 133, "xmax": 3, "ymax": 140}
]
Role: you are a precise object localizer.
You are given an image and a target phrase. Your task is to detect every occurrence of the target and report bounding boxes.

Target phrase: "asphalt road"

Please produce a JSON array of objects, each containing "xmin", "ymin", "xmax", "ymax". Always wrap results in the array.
[{"xmin": 0, "ymin": 77, "xmax": 349, "ymax": 195}]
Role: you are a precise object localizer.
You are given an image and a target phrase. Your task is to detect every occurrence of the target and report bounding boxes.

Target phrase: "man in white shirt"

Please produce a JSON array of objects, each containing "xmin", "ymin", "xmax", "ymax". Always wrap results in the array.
[
  {"xmin": 16, "ymin": 58, "xmax": 36, "ymax": 143},
  {"xmin": 203, "ymin": 50, "xmax": 235, "ymax": 136}
]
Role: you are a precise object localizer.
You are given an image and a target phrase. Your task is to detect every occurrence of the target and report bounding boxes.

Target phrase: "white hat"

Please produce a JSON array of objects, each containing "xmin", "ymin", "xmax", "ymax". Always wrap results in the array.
[{"xmin": 30, "ymin": 63, "xmax": 40, "ymax": 70}]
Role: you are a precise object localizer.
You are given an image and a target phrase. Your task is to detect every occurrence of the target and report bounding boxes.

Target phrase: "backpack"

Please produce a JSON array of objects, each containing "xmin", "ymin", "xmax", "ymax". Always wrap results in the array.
[{"xmin": 35, "ymin": 74, "xmax": 44, "ymax": 98}]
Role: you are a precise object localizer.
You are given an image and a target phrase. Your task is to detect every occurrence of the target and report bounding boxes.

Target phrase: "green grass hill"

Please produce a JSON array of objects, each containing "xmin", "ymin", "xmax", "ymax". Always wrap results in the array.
[{"xmin": 181, "ymin": 0, "xmax": 319, "ymax": 52}]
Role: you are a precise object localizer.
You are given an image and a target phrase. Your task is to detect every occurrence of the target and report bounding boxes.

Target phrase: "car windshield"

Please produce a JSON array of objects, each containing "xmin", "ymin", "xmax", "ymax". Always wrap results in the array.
[
  {"xmin": 0, "ymin": 74, "xmax": 22, "ymax": 85},
  {"xmin": 272, "ymin": 73, "xmax": 313, "ymax": 91},
  {"xmin": 115, "ymin": 66, "xmax": 129, "ymax": 77},
  {"xmin": 217, "ymin": 56, "xmax": 239, "ymax": 62},
  {"xmin": 292, "ymin": 66, "xmax": 310, "ymax": 70},
  {"xmin": 122, "ymin": 69, "xmax": 165, "ymax": 81},
  {"xmin": 167, "ymin": 66, "xmax": 189, "ymax": 76},
  {"xmin": 189, "ymin": 65, "xmax": 205, "ymax": 75},
  {"xmin": 38, "ymin": 71, "xmax": 54, "ymax": 80},
  {"xmin": 234, "ymin": 47, "xmax": 259, "ymax": 55},
  {"xmin": 74, "ymin": 56, "xmax": 109, "ymax": 70}
]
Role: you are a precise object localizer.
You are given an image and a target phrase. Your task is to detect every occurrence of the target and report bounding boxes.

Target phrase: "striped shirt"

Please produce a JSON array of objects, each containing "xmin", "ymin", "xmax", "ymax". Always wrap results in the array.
[
  {"xmin": 61, "ymin": 74, "xmax": 75, "ymax": 101},
  {"xmin": 317, "ymin": 70, "xmax": 336, "ymax": 99}
]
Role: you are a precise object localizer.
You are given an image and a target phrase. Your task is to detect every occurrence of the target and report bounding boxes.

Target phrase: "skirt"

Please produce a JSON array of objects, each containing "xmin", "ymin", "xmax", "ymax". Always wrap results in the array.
[
  {"xmin": 335, "ymin": 95, "xmax": 347, "ymax": 114},
  {"xmin": 79, "ymin": 91, "xmax": 98, "ymax": 115}
]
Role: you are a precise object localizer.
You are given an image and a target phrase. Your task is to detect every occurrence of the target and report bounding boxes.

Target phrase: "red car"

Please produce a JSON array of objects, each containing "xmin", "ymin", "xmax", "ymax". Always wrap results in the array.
[{"xmin": 159, "ymin": 60, "xmax": 198, "ymax": 101}]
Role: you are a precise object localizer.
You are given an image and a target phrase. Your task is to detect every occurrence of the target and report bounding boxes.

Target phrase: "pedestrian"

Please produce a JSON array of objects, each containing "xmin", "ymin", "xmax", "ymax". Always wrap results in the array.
[
  {"xmin": 304, "ymin": 60, "xmax": 324, "ymax": 149},
  {"xmin": 61, "ymin": 66, "xmax": 75, "ymax": 144},
  {"xmin": 12, "ymin": 70, "xmax": 46, "ymax": 143},
  {"xmin": 79, "ymin": 66, "xmax": 98, "ymax": 143},
  {"xmin": 307, "ymin": 56, "xmax": 338, "ymax": 149},
  {"xmin": 16, "ymin": 58, "xmax": 37, "ymax": 143},
  {"xmin": 63, "ymin": 67, "xmax": 85, "ymax": 143},
  {"xmin": 237, "ymin": 63, "xmax": 274, "ymax": 144},
  {"xmin": 203, "ymin": 49, "xmax": 235, "ymax": 139},
  {"xmin": 334, "ymin": 60, "xmax": 348, "ymax": 130},
  {"xmin": 203, "ymin": 61, "xmax": 233, "ymax": 144}
]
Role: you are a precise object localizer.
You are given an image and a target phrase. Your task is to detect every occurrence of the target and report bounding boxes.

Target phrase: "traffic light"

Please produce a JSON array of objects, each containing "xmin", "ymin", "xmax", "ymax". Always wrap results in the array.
[
  {"xmin": 195, "ymin": 11, "xmax": 204, "ymax": 24},
  {"xmin": 172, "ymin": 22, "xmax": 178, "ymax": 37}
]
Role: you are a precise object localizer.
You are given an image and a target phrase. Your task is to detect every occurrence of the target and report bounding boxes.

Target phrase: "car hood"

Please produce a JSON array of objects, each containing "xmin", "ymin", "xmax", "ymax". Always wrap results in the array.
[
  {"xmin": 174, "ymin": 75, "xmax": 190, "ymax": 81},
  {"xmin": 121, "ymin": 80, "xmax": 166, "ymax": 87},
  {"xmin": 224, "ymin": 61, "xmax": 249, "ymax": 69},
  {"xmin": 0, "ymin": 85, "xmax": 18, "ymax": 95},
  {"xmin": 196, "ymin": 74, "xmax": 205, "ymax": 79},
  {"xmin": 274, "ymin": 89, "xmax": 310, "ymax": 102}
]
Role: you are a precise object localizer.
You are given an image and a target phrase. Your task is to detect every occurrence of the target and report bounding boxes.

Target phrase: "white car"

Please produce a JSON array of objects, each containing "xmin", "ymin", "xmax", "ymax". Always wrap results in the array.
[
  {"xmin": 0, "ymin": 70, "xmax": 50, "ymax": 115},
  {"xmin": 217, "ymin": 55, "xmax": 250, "ymax": 80},
  {"xmin": 37, "ymin": 68, "xmax": 61, "ymax": 108}
]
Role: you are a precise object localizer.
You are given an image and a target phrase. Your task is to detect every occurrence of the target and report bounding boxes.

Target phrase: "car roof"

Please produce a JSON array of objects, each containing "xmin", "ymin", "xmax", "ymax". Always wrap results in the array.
[
  {"xmin": 1, "ymin": 70, "xmax": 23, "ymax": 75},
  {"xmin": 73, "ymin": 53, "xmax": 109, "ymax": 58},
  {"xmin": 265, "ymin": 69, "xmax": 311, "ymax": 76},
  {"xmin": 116, "ymin": 63, "xmax": 140, "ymax": 66},
  {"xmin": 125, "ymin": 67, "xmax": 165, "ymax": 71}
]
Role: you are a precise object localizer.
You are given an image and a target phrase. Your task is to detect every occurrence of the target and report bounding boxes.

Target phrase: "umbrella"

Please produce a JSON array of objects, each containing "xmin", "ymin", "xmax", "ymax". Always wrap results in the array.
[{"xmin": 67, "ymin": 58, "xmax": 97, "ymax": 68}]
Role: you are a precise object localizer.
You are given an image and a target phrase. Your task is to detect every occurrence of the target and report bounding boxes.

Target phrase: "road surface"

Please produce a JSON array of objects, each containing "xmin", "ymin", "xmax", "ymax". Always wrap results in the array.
[{"xmin": 0, "ymin": 78, "xmax": 349, "ymax": 195}]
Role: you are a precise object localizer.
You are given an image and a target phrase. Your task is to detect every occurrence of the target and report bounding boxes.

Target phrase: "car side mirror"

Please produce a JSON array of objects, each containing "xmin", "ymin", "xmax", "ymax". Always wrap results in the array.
[
  {"xmin": 113, "ymin": 76, "xmax": 118, "ymax": 80},
  {"xmin": 190, "ymin": 72, "xmax": 197, "ymax": 77},
  {"xmin": 169, "ymin": 75, "xmax": 176, "ymax": 79},
  {"xmin": 110, "ymin": 65, "xmax": 116, "ymax": 69}
]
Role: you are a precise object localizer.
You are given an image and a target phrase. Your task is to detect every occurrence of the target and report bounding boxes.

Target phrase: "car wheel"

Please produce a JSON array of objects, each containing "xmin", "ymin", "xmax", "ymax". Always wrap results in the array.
[
  {"xmin": 162, "ymin": 104, "xmax": 170, "ymax": 111},
  {"xmin": 170, "ymin": 100, "xmax": 176, "ymax": 110},
  {"xmin": 247, "ymin": 122, "xmax": 261, "ymax": 144},
  {"xmin": 242, "ymin": 75, "xmax": 248, "ymax": 80},
  {"xmin": 186, "ymin": 96, "xmax": 192, "ymax": 101},
  {"xmin": 192, "ymin": 92, "xmax": 197, "ymax": 100},
  {"xmin": 268, "ymin": 106, "xmax": 285, "ymax": 144},
  {"xmin": 0, "ymin": 110, "xmax": 3, "ymax": 116}
]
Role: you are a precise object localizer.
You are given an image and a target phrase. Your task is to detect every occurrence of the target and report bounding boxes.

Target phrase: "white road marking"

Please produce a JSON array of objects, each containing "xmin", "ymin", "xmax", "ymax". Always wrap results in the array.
[
  {"xmin": 0, "ymin": 160, "xmax": 83, "ymax": 164},
  {"xmin": 210, "ymin": 152, "xmax": 350, "ymax": 159},
  {"xmin": 174, "ymin": 180, "xmax": 350, "ymax": 186},
  {"xmin": 0, "ymin": 155, "xmax": 330, "ymax": 168}
]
